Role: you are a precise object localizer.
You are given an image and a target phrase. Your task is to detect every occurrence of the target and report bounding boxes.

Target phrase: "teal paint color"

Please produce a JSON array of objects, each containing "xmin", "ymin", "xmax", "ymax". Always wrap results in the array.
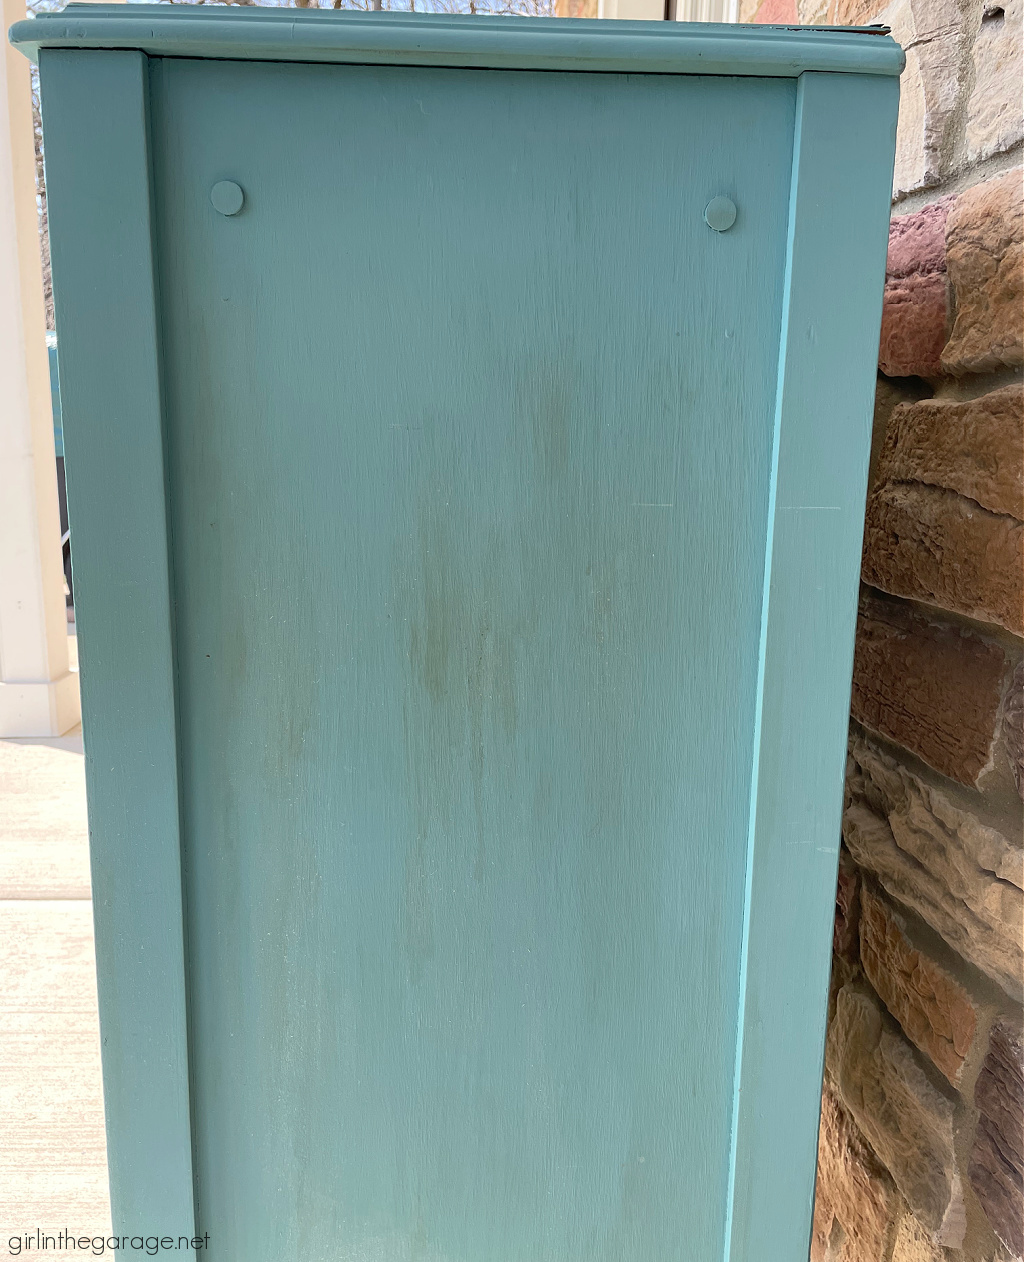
[
  {"xmin": 157, "ymin": 57, "xmax": 791, "ymax": 1262},
  {"xmin": 20, "ymin": 12, "xmax": 900, "ymax": 1260},
  {"xmin": 725, "ymin": 70, "xmax": 900, "ymax": 1261},
  {"xmin": 11, "ymin": 5, "xmax": 906, "ymax": 76},
  {"xmin": 34, "ymin": 49, "xmax": 196, "ymax": 1248}
]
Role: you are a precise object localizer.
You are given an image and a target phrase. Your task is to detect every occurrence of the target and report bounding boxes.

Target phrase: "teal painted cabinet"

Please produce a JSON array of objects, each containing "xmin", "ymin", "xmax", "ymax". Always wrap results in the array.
[{"xmin": 11, "ymin": 10, "xmax": 901, "ymax": 1260}]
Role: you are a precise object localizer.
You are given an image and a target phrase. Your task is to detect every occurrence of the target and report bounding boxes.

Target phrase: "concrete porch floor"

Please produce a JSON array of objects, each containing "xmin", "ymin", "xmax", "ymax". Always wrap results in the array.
[{"xmin": 0, "ymin": 639, "xmax": 112, "ymax": 1244}]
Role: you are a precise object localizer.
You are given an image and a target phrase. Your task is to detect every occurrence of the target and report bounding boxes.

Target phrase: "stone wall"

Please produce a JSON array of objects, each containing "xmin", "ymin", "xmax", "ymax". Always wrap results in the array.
[{"xmin": 736, "ymin": 0, "xmax": 1024, "ymax": 1255}]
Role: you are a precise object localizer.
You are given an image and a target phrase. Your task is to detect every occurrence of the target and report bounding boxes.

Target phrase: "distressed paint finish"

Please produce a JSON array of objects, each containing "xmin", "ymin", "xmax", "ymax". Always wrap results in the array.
[
  {"xmin": 725, "ymin": 70, "xmax": 901, "ymax": 1261},
  {"xmin": 12, "ymin": 5, "xmax": 906, "ymax": 76},
  {"xmin": 20, "ymin": 13, "xmax": 900, "ymax": 1262},
  {"xmin": 34, "ymin": 49, "xmax": 196, "ymax": 1249},
  {"xmin": 155, "ymin": 58, "xmax": 793, "ymax": 1261}
]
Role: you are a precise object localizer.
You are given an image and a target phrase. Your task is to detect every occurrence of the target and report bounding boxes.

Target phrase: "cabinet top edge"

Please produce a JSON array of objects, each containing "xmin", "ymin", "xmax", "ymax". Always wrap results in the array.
[{"xmin": 10, "ymin": 6, "xmax": 904, "ymax": 77}]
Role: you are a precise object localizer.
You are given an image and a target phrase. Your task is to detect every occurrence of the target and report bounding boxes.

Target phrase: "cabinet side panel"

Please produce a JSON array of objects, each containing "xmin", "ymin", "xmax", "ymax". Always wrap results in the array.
[
  {"xmin": 37, "ymin": 47, "xmax": 196, "ymax": 1243},
  {"xmin": 725, "ymin": 70, "xmax": 900, "ymax": 1262},
  {"xmin": 151, "ymin": 57, "xmax": 796, "ymax": 1262}
]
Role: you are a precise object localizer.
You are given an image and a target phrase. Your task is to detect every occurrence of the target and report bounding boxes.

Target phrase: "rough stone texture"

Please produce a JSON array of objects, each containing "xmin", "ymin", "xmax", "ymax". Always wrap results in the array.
[
  {"xmin": 826, "ymin": 985, "xmax": 966, "ymax": 1245},
  {"xmin": 942, "ymin": 172, "xmax": 1024, "ymax": 375},
  {"xmin": 818, "ymin": 6, "xmax": 1024, "ymax": 1258},
  {"xmin": 751, "ymin": 0, "xmax": 797, "ymax": 19},
  {"xmin": 859, "ymin": 884, "xmax": 978, "ymax": 1085},
  {"xmin": 966, "ymin": 0, "xmax": 1024, "ymax": 163},
  {"xmin": 827, "ymin": 0, "xmax": 964, "ymax": 195},
  {"xmin": 1005, "ymin": 658, "xmax": 1024, "ymax": 800},
  {"xmin": 827, "ymin": 0, "xmax": 884, "ymax": 21},
  {"xmin": 869, "ymin": 378, "xmax": 929, "ymax": 499},
  {"xmin": 862, "ymin": 481, "xmax": 1024, "ymax": 634},
  {"xmin": 835, "ymin": 849, "xmax": 862, "ymax": 962},
  {"xmin": 880, "ymin": 274, "xmax": 952, "ymax": 382},
  {"xmin": 864, "ymin": 386, "xmax": 1024, "ymax": 632},
  {"xmin": 890, "ymin": 1213, "xmax": 947, "ymax": 1262},
  {"xmin": 879, "ymin": 201, "xmax": 953, "ymax": 378},
  {"xmin": 812, "ymin": 1084, "xmax": 901, "ymax": 1262},
  {"xmin": 844, "ymin": 735, "xmax": 1024, "ymax": 999},
  {"xmin": 796, "ymin": 0, "xmax": 830, "ymax": 22},
  {"xmin": 889, "ymin": 200, "xmax": 953, "ymax": 281},
  {"xmin": 876, "ymin": 386, "xmax": 1024, "ymax": 519},
  {"xmin": 970, "ymin": 1019, "xmax": 1024, "ymax": 1258},
  {"xmin": 889, "ymin": 0, "xmax": 963, "ymax": 198},
  {"xmin": 851, "ymin": 594, "xmax": 1013, "ymax": 785}
]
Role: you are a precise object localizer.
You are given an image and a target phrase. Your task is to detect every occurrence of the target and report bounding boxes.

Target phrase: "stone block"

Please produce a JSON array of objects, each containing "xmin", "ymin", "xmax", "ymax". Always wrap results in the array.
[
  {"xmin": 890, "ymin": 0, "xmax": 963, "ymax": 198},
  {"xmin": 876, "ymin": 386, "xmax": 1023, "ymax": 519},
  {"xmin": 827, "ymin": 0, "xmax": 885, "ymax": 20},
  {"xmin": 826, "ymin": 985, "xmax": 966, "ymax": 1245},
  {"xmin": 864, "ymin": 386, "xmax": 1023, "ymax": 633},
  {"xmin": 1005, "ymin": 659, "xmax": 1024, "ymax": 800},
  {"xmin": 835, "ymin": 849, "xmax": 862, "ymax": 962},
  {"xmin": 879, "ymin": 275, "xmax": 952, "ymax": 380},
  {"xmin": 796, "ymin": 0, "xmax": 830, "ymax": 22},
  {"xmin": 862, "ymin": 481, "xmax": 1024, "ymax": 634},
  {"xmin": 889, "ymin": 200, "xmax": 952, "ymax": 279},
  {"xmin": 891, "ymin": 1213, "xmax": 946, "ymax": 1262},
  {"xmin": 844, "ymin": 735, "xmax": 1024, "ymax": 1000},
  {"xmin": 851, "ymin": 594, "xmax": 1013, "ymax": 785},
  {"xmin": 879, "ymin": 201, "xmax": 953, "ymax": 379},
  {"xmin": 828, "ymin": 0, "xmax": 963, "ymax": 195},
  {"xmin": 752, "ymin": 0, "xmax": 797, "ymax": 18},
  {"xmin": 812, "ymin": 1083, "xmax": 901, "ymax": 1262},
  {"xmin": 942, "ymin": 172, "xmax": 1024, "ymax": 375},
  {"xmin": 969, "ymin": 1019, "xmax": 1024, "ymax": 1258},
  {"xmin": 966, "ymin": 0, "xmax": 1024, "ymax": 163},
  {"xmin": 869, "ymin": 378, "xmax": 921, "ymax": 496},
  {"xmin": 859, "ymin": 884, "xmax": 978, "ymax": 1085}
]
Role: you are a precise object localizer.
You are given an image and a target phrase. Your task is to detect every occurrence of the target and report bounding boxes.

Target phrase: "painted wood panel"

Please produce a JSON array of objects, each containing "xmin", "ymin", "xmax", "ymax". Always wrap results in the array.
[
  {"xmin": 11, "ymin": 5, "xmax": 907, "ymax": 77},
  {"xmin": 24, "ymin": 13, "xmax": 900, "ymax": 1259},
  {"xmin": 151, "ymin": 58, "xmax": 792, "ymax": 1261},
  {"xmin": 725, "ymin": 71, "xmax": 900, "ymax": 1261},
  {"xmin": 35, "ymin": 49, "xmax": 196, "ymax": 1247}
]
